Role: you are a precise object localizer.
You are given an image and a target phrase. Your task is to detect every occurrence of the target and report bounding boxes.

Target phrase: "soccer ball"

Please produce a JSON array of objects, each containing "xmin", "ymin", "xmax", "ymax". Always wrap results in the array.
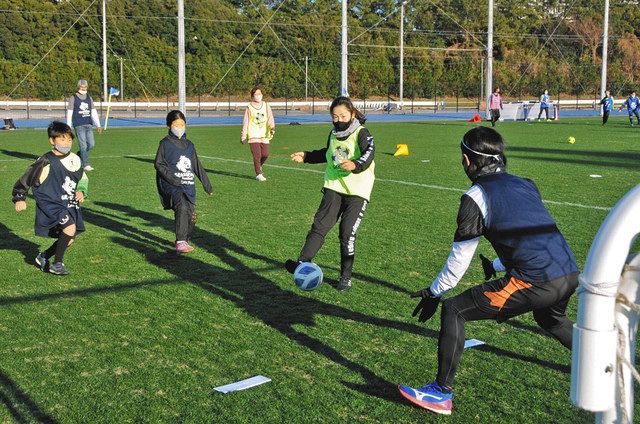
[
  {"xmin": 568, "ymin": 136, "xmax": 576, "ymax": 144},
  {"xmin": 293, "ymin": 262, "xmax": 323, "ymax": 291}
]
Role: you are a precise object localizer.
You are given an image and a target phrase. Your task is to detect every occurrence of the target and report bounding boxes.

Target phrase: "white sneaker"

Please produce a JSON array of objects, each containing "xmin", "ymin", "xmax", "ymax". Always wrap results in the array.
[
  {"xmin": 255, "ymin": 174, "xmax": 267, "ymax": 182},
  {"xmin": 83, "ymin": 165, "xmax": 94, "ymax": 171}
]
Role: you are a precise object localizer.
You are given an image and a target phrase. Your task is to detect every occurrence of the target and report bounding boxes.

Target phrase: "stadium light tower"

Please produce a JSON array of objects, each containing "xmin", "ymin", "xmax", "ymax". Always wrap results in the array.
[
  {"xmin": 599, "ymin": 0, "xmax": 610, "ymax": 115},
  {"xmin": 485, "ymin": 0, "xmax": 493, "ymax": 114},
  {"xmin": 340, "ymin": 0, "xmax": 348, "ymax": 96},
  {"xmin": 178, "ymin": 0, "xmax": 186, "ymax": 113},
  {"xmin": 102, "ymin": 0, "xmax": 108, "ymax": 102}
]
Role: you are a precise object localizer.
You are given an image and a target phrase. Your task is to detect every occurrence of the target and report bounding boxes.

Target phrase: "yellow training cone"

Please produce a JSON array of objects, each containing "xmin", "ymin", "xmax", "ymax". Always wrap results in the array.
[{"xmin": 394, "ymin": 143, "xmax": 409, "ymax": 157}]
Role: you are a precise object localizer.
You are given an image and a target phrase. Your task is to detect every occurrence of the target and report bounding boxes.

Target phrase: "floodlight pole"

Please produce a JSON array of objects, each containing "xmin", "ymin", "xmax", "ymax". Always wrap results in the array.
[
  {"xmin": 599, "ymin": 0, "xmax": 610, "ymax": 116},
  {"xmin": 485, "ymin": 0, "xmax": 494, "ymax": 117},
  {"xmin": 399, "ymin": 1, "xmax": 406, "ymax": 110},
  {"xmin": 305, "ymin": 55, "xmax": 309, "ymax": 101},
  {"xmin": 340, "ymin": 0, "xmax": 348, "ymax": 96},
  {"xmin": 119, "ymin": 56, "xmax": 124, "ymax": 101},
  {"xmin": 177, "ymin": 0, "xmax": 186, "ymax": 113},
  {"xmin": 102, "ymin": 0, "xmax": 108, "ymax": 103}
]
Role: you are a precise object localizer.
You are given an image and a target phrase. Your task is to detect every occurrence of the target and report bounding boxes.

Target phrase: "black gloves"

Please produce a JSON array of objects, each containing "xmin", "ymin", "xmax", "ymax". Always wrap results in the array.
[
  {"xmin": 479, "ymin": 254, "xmax": 496, "ymax": 281},
  {"xmin": 410, "ymin": 287, "xmax": 441, "ymax": 322}
]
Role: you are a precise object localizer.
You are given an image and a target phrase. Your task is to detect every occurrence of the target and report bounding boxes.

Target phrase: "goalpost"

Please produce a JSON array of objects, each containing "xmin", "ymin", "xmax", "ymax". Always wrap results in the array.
[{"xmin": 571, "ymin": 184, "xmax": 640, "ymax": 424}]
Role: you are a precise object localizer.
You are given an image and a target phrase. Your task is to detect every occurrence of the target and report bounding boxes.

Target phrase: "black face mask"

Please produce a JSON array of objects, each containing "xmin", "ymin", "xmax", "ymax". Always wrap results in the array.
[{"xmin": 333, "ymin": 120, "xmax": 351, "ymax": 132}]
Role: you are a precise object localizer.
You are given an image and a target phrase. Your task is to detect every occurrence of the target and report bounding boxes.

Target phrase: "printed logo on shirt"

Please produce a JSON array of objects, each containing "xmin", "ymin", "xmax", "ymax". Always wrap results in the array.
[
  {"xmin": 332, "ymin": 146, "xmax": 350, "ymax": 167},
  {"xmin": 175, "ymin": 155, "xmax": 195, "ymax": 184},
  {"xmin": 61, "ymin": 176, "xmax": 79, "ymax": 208},
  {"xmin": 78, "ymin": 101, "xmax": 91, "ymax": 118}
]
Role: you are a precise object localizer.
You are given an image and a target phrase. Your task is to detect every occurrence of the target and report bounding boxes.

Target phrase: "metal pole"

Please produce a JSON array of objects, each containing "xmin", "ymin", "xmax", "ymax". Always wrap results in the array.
[
  {"xmin": 485, "ymin": 0, "xmax": 493, "ymax": 118},
  {"xmin": 305, "ymin": 56, "xmax": 309, "ymax": 101},
  {"xmin": 102, "ymin": 0, "xmax": 108, "ymax": 103},
  {"xmin": 399, "ymin": 1, "xmax": 406, "ymax": 110},
  {"xmin": 340, "ymin": 0, "xmax": 348, "ymax": 96},
  {"xmin": 119, "ymin": 56, "xmax": 124, "ymax": 101},
  {"xmin": 177, "ymin": 0, "xmax": 186, "ymax": 113},
  {"xmin": 480, "ymin": 58, "xmax": 484, "ymax": 110},
  {"xmin": 599, "ymin": 0, "xmax": 610, "ymax": 116}
]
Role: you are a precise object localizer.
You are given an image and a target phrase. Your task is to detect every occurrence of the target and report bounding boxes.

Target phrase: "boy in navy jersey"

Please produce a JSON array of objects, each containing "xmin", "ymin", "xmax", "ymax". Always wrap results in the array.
[
  {"xmin": 12, "ymin": 122, "xmax": 88, "ymax": 275},
  {"xmin": 398, "ymin": 126, "xmax": 579, "ymax": 415}
]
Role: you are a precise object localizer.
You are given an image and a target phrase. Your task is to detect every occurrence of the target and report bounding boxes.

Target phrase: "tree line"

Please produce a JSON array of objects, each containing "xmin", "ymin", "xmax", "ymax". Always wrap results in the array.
[{"xmin": 1, "ymin": 0, "xmax": 639, "ymax": 101}]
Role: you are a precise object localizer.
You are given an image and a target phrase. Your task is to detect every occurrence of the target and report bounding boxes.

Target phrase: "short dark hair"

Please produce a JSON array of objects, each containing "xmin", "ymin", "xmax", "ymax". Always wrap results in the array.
[
  {"xmin": 330, "ymin": 96, "xmax": 366, "ymax": 124},
  {"xmin": 166, "ymin": 110, "xmax": 186, "ymax": 127},
  {"xmin": 47, "ymin": 121, "xmax": 74, "ymax": 139},
  {"xmin": 461, "ymin": 126, "xmax": 506, "ymax": 168}
]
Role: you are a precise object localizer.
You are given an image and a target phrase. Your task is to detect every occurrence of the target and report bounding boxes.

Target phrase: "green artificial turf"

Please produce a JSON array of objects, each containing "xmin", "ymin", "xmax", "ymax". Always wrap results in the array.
[{"xmin": 0, "ymin": 116, "xmax": 638, "ymax": 422}]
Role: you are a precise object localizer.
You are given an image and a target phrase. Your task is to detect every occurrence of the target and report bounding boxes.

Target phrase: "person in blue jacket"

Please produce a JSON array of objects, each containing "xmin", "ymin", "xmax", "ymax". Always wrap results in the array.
[
  {"xmin": 537, "ymin": 90, "xmax": 551, "ymax": 120},
  {"xmin": 600, "ymin": 90, "xmax": 614, "ymax": 126},
  {"xmin": 618, "ymin": 90, "xmax": 640, "ymax": 126}
]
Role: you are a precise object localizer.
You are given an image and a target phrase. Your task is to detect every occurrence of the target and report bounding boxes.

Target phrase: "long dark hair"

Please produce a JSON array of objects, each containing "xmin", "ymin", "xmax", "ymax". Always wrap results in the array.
[{"xmin": 330, "ymin": 96, "xmax": 366, "ymax": 124}]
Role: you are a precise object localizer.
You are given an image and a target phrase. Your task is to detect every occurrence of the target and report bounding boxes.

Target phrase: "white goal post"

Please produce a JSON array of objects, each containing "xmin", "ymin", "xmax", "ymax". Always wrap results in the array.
[{"xmin": 571, "ymin": 184, "xmax": 640, "ymax": 424}]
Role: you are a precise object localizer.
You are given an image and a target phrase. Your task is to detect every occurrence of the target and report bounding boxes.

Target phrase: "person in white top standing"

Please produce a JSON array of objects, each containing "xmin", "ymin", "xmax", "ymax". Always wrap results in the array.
[
  {"xmin": 66, "ymin": 79, "xmax": 102, "ymax": 171},
  {"xmin": 241, "ymin": 87, "xmax": 275, "ymax": 181}
]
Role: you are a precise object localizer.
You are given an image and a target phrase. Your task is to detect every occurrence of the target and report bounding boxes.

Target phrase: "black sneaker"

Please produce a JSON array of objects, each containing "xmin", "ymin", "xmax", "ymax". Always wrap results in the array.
[
  {"xmin": 336, "ymin": 278, "xmax": 352, "ymax": 291},
  {"xmin": 479, "ymin": 254, "xmax": 496, "ymax": 281},
  {"xmin": 285, "ymin": 259, "xmax": 301, "ymax": 274},
  {"xmin": 35, "ymin": 253, "xmax": 48, "ymax": 272},
  {"xmin": 49, "ymin": 262, "xmax": 69, "ymax": 276}
]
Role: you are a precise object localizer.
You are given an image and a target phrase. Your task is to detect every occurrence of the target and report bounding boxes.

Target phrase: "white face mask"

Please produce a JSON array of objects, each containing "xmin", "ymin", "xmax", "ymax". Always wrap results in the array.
[
  {"xmin": 253, "ymin": 94, "xmax": 263, "ymax": 102},
  {"xmin": 55, "ymin": 144, "xmax": 71, "ymax": 154},
  {"xmin": 171, "ymin": 127, "xmax": 185, "ymax": 138},
  {"xmin": 78, "ymin": 89, "xmax": 87, "ymax": 95}
]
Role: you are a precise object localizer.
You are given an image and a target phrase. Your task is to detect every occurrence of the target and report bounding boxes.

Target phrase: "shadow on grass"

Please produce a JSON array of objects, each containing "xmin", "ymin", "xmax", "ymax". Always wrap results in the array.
[
  {"xmin": 0, "ymin": 149, "xmax": 40, "ymax": 161},
  {"xmin": 508, "ymin": 146, "xmax": 640, "ymax": 170},
  {"xmin": 0, "ymin": 222, "xmax": 40, "ymax": 266},
  {"xmin": 0, "ymin": 370, "xmax": 58, "ymax": 423},
  {"xmin": 125, "ymin": 156, "xmax": 256, "ymax": 181}
]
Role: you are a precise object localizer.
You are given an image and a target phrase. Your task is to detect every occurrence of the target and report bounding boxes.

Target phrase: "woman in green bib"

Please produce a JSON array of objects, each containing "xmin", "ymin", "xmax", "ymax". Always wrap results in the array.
[{"xmin": 286, "ymin": 97, "xmax": 375, "ymax": 291}]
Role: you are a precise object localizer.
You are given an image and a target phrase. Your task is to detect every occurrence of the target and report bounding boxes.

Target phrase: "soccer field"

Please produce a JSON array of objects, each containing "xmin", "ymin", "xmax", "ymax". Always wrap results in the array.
[{"xmin": 0, "ymin": 118, "xmax": 638, "ymax": 422}]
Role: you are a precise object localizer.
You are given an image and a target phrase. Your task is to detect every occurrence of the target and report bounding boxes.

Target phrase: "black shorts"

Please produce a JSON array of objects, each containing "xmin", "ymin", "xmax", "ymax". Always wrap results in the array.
[{"xmin": 469, "ymin": 273, "xmax": 579, "ymax": 323}]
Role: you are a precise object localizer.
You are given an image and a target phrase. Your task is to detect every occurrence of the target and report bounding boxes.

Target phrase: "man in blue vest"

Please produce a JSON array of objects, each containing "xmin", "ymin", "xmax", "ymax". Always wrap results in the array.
[
  {"xmin": 66, "ymin": 80, "xmax": 102, "ymax": 171},
  {"xmin": 618, "ymin": 90, "xmax": 640, "ymax": 127},
  {"xmin": 397, "ymin": 126, "xmax": 579, "ymax": 416}
]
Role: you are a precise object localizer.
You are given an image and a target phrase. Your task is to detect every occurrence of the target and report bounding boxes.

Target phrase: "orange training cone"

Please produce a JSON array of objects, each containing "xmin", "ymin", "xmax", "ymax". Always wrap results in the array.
[
  {"xmin": 468, "ymin": 113, "xmax": 482, "ymax": 123},
  {"xmin": 394, "ymin": 143, "xmax": 409, "ymax": 157}
]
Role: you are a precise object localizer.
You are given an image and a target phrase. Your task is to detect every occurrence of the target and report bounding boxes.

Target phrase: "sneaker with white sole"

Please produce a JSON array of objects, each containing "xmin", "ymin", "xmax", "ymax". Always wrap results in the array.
[
  {"xmin": 175, "ymin": 241, "xmax": 194, "ymax": 254},
  {"xmin": 255, "ymin": 174, "xmax": 267, "ymax": 182},
  {"xmin": 35, "ymin": 253, "xmax": 48, "ymax": 272},
  {"xmin": 83, "ymin": 165, "xmax": 94, "ymax": 171},
  {"xmin": 398, "ymin": 381, "xmax": 454, "ymax": 415},
  {"xmin": 49, "ymin": 262, "xmax": 70, "ymax": 275}
]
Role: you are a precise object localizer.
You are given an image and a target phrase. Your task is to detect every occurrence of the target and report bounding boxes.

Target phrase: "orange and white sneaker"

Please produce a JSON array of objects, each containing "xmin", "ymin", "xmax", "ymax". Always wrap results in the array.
[{"xmin": 175, "ymin": 241, "xmax": 194, "ymax": 254}]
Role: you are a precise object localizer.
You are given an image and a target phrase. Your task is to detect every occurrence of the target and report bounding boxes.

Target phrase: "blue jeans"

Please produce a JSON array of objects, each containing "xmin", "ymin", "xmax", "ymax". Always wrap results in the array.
[{"xmin": 74, "ymin": 124, "xmax": 95, "ymax": 166}]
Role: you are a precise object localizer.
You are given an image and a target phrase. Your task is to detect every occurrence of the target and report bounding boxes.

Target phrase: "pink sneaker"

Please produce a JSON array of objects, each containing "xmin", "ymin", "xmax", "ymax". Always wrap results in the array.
[{"xmin": 175, "ymin": 241, "xmax": 194, "ymax": 254}]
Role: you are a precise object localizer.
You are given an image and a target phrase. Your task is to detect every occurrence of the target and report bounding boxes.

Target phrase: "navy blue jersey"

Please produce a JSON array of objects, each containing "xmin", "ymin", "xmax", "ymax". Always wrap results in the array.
[
  {"xmin": 32, "ymin": 152, "xmax": 85, "ymax": 237},
  {"xmin": 623, "ymin": 96, "xmax": 639, "ymax": 112},
  {"xmin": 154, "ymin": 133, "xmax": 212, "ymax": 210},
  {"xmin": 474, "ymin": 173, "xmax": 578, "ymax": 282},
  {"xmin": 71, "ymin": 94, "xmax": 95, "ymax": 127}
]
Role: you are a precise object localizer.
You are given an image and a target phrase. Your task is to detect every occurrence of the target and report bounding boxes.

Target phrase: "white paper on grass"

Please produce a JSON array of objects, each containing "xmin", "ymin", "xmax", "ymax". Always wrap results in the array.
[
  {"xmin": 590, "ymin": 174, "xmax": 603, "ymax": 178},
  {"xmin": 214, "ymin": 375, "xmax": 271, "ymax": 393},
  {"xmin": 463, "ymin": 339, "xmax": 485, "ymax": 349}
]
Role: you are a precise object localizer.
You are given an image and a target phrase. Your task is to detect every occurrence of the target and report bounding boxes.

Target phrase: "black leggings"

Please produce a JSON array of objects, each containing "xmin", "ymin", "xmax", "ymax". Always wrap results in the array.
[
  {"xmin": 436, "ymin": 273, "xmax": 578, "ymax": 388},
  {"xmin": 172, "ymin": 194, "xmax": 196, "ymax": 242},
  {"xmin": 298, "ymin": 189, "xmax": 368, "ymax": 280}
]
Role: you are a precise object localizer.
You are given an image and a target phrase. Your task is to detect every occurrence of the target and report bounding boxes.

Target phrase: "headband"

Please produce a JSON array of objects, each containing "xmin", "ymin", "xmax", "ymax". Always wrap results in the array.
[{"xmin": 460, "ymin": 139, "xmax": 502, "ymax": 160}]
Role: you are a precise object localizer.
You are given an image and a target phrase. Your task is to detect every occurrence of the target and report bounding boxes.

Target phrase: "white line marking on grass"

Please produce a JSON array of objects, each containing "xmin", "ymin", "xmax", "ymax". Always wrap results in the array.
[
  {"xmin": 200, "ymin": 155, "xmax": 612, "ymax": 211},
  {"xmin": 1, "ymin": 152, "xmax": 612, "ymax": 211}
]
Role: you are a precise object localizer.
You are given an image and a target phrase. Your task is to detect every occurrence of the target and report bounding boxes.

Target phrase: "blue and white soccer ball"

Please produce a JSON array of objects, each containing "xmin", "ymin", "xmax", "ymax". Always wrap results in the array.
[{"xmin": 293, "ymin": 262, "xmax": 323, "ymax": 291}]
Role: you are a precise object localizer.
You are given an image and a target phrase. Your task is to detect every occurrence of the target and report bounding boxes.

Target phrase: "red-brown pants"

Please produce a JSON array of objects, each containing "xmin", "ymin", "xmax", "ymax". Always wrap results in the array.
[{"xmin": 249, "ymin": 142, "xmax": 269, "ymax": 175}]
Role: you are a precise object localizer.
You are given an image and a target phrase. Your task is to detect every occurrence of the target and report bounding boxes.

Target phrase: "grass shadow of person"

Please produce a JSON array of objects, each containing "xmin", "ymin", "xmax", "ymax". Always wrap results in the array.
[
  {"xmin": 0, "ymin": 149, "xmax": 40, "ymax": 161},
  {"xmin": 0, "ymin": 369, "xmax": 59, "ymax": 423},
  {"xmin": 0, "ymin": 222, "xmax": 41, "ymax": 267},
  {"xmin": 84, "ymin": 203, "xmax": 434, "ymax": 406}
]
